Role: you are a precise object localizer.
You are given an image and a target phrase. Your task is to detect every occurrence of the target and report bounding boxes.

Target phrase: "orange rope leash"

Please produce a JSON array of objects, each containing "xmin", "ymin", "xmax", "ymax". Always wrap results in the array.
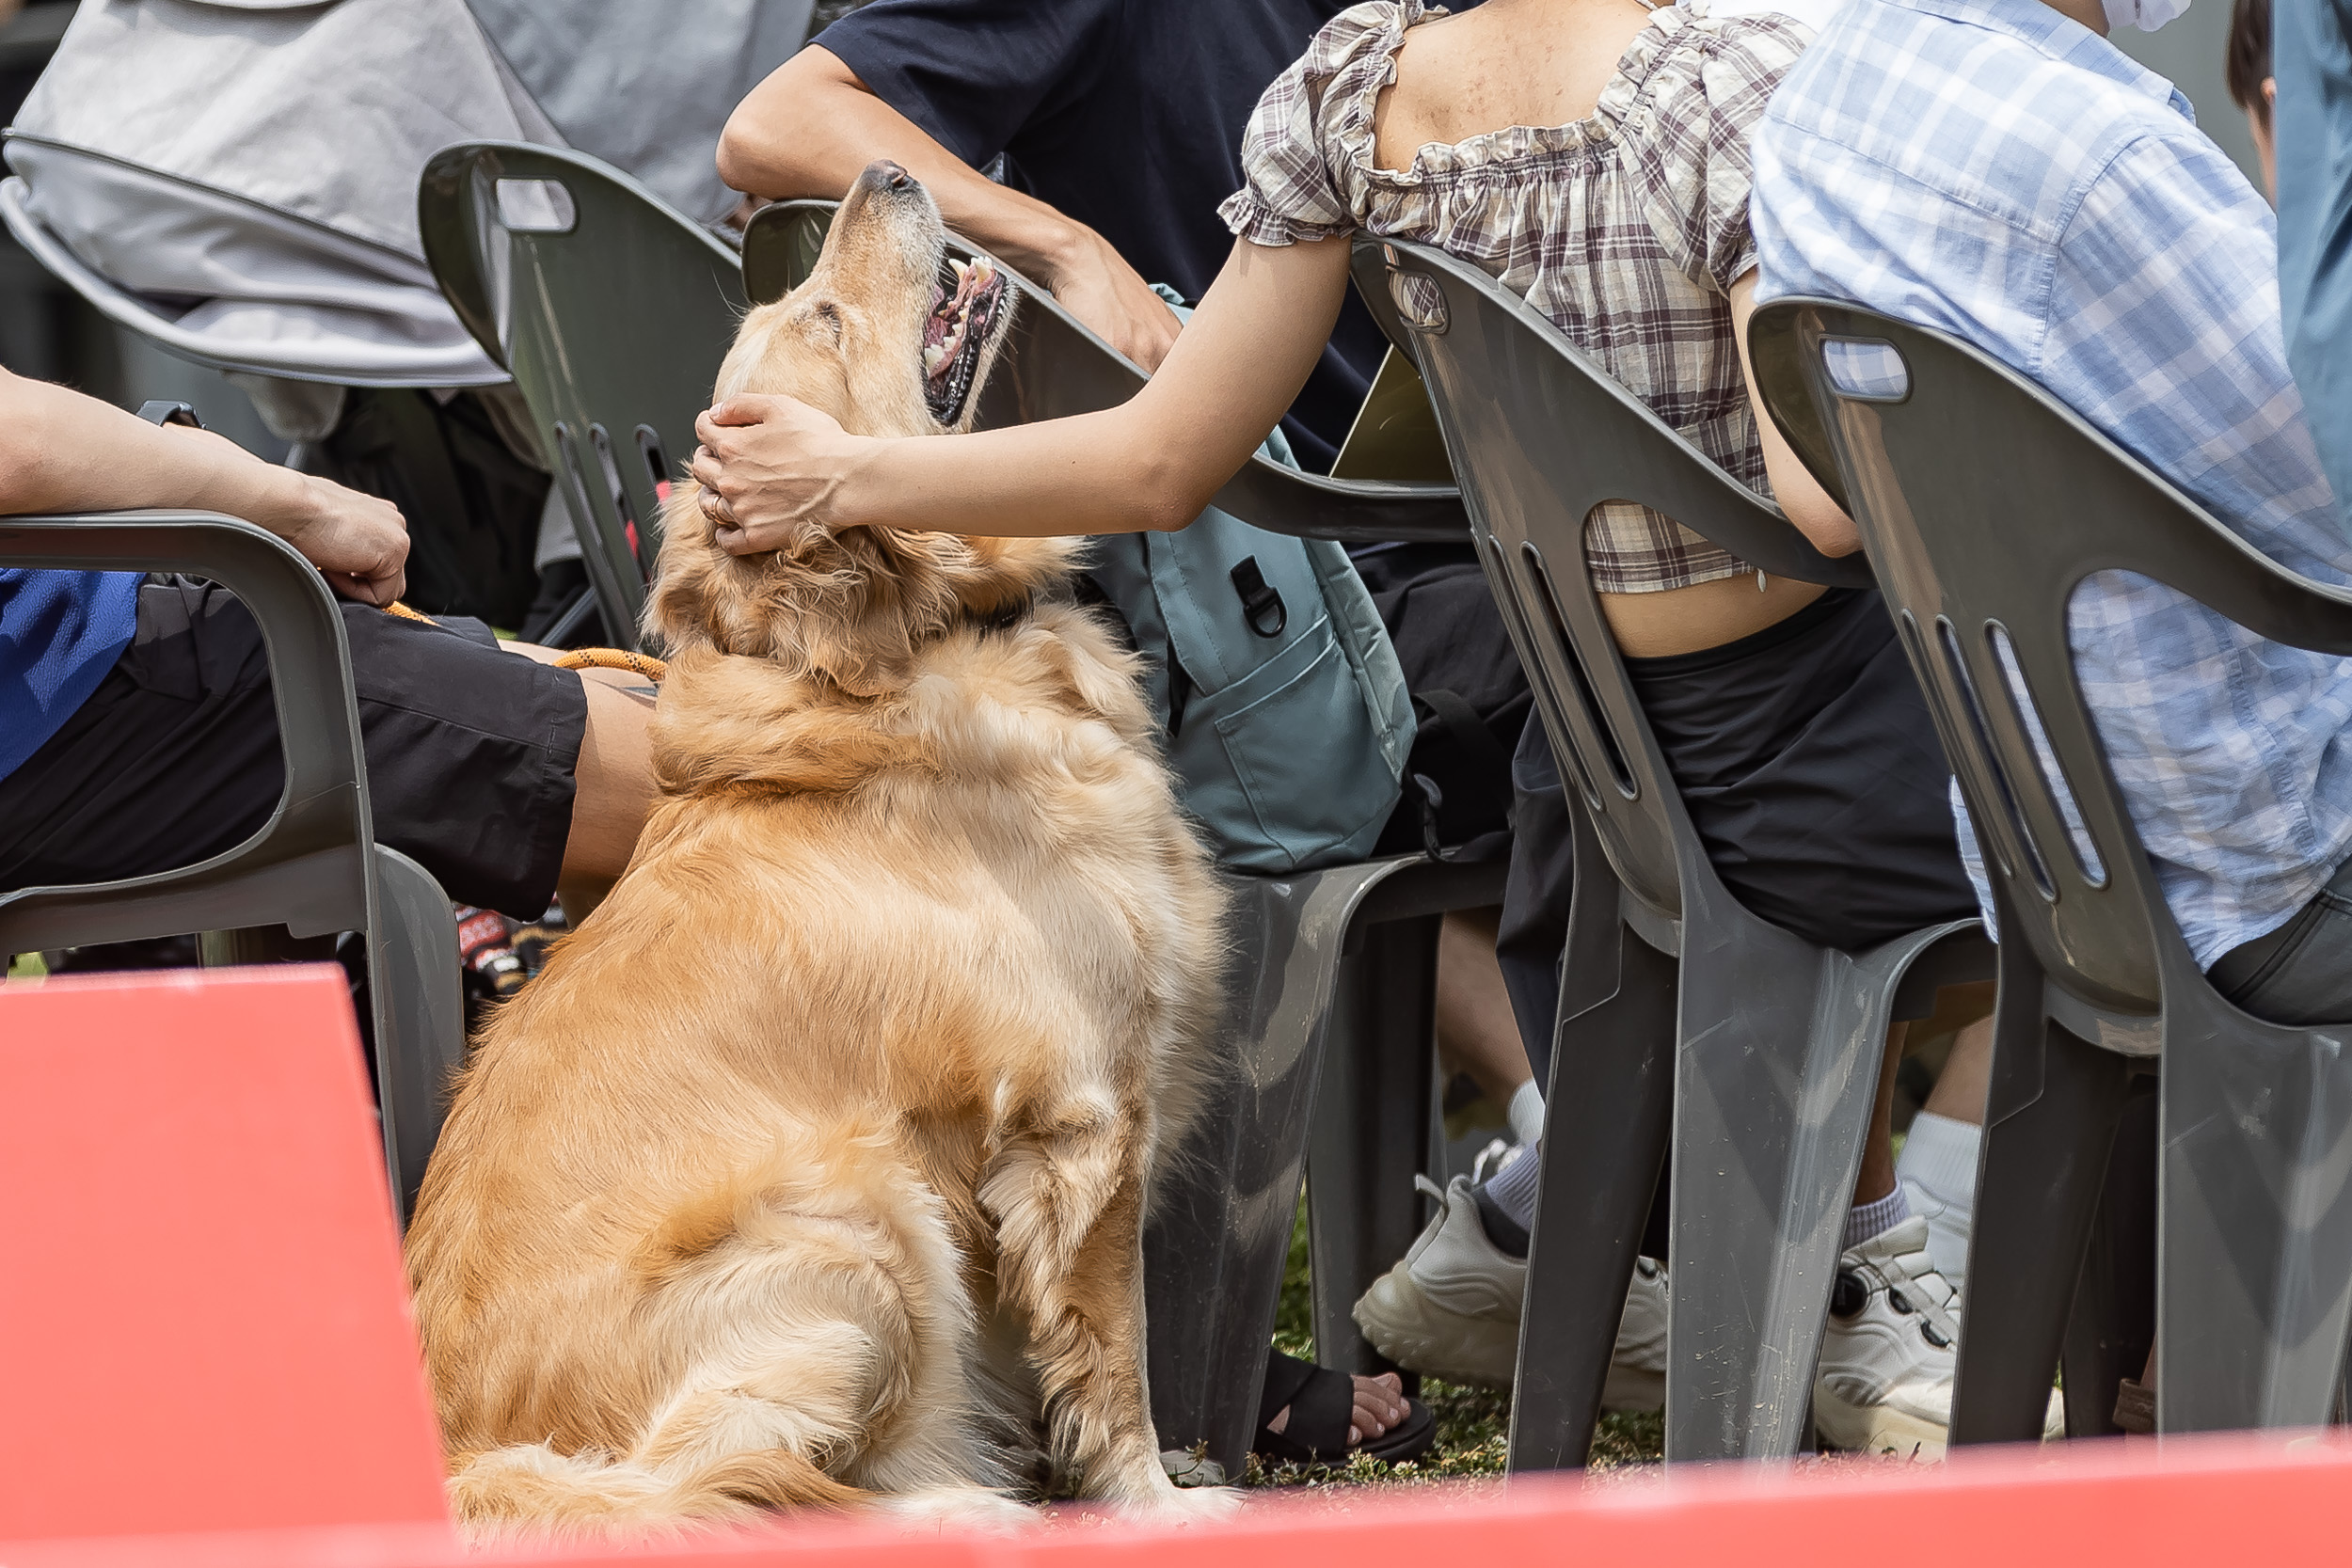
[
  {"xmin": 552, "ymin": 647, "xmax": 669, "ymax": 681},
  {"xmin": 385, "ymin": 601, "xmax": 667, "ymax": 682}
]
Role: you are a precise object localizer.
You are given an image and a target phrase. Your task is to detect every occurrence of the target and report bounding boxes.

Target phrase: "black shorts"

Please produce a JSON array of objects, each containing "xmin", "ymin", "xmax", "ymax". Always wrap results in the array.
[
  {"xmin": 1622, "ymin": 585, "xmax": 1979, "ymax": 952},
  {"xmin": 0, "ymin": 576, "xmax": 587, "ymax": 919},
  {"xmin": 1497, "ymin": 586, "xmax": 1977, "ymax": 1078}
]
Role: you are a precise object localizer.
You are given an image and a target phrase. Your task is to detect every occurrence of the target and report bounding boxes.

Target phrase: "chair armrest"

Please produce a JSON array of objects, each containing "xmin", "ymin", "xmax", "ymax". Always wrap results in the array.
[{"xmin": 0, "ymin": 513, "xmax": 373, "ymax": 951}]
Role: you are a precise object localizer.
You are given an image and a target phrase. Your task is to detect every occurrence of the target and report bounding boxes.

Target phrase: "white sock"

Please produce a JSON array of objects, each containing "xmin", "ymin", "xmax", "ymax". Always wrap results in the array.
[
  {"xmin": 1896, "ymin": 1111, "xmax": 1981, "ymax": 1287},
  {"xmin": 1842, "ymin": 1184, "xmax": 1912, "ymax": 1252},
  {"xmin": 1506, "ymin": 1079, "xmax": 1546, "ymax": 1147}
]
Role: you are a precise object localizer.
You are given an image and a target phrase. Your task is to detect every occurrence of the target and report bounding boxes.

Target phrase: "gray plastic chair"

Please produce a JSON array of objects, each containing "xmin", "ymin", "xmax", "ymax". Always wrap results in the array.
[
  {"xmin": 1353, "ymin": 238, "xmax": 1993, "ymax": 1467},
  {"xmin": 418, "ymin": 143, "xmax": 749, "ymax": 651},
  {"xmin": 740, "ymin": 198, "xmax": 1509, "ymax": 1465},
  {"xmin": 1750, "ymin": 297, "xmax": 2352, "ymax": 1441},
  {"xmin": 0, "ymin": 513, "xmax": 465, "ymax": 1225},
  {"xmin": 1149, "ymin": 853, "xmax": 1503, "ymax": 1475}
]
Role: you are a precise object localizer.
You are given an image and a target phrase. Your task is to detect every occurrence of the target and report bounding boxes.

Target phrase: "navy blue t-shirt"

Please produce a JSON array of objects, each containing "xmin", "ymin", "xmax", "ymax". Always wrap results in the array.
[{"xmin": 818, "ymin": 0, "xmax": 1391, "ymax": 472}]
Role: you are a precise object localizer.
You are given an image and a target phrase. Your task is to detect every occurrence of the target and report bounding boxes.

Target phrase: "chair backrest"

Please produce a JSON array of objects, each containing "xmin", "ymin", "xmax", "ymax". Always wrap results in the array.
[
  {"xmin": 1353, "ymin": 238, "xmax": 1870, "ymax": 929},
  {"xmin": 418, "ymin": 143, "xmax": 748, "ymax": 650},
  {"xmin": 1749, "ymin": 298, "xmax": 2352, "ymax": 1018},
  {"xmin": 739, "ymin": 199, "xmax": 1470, "ymax": 545},
  {"xmin": 0, "ymin": 514, "xmax": 374, "ymax": 956}
]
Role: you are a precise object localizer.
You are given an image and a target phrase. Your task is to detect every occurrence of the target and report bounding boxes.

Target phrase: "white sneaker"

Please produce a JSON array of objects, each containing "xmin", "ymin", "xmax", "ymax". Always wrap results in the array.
[
  {"xmin": 1352, "ymin": 1175, "xmax": 1667, "ymax": 1410},
  {"xmin": 1814, "ymin": 1213, "xmax": 2061, "ymax": 1458}
]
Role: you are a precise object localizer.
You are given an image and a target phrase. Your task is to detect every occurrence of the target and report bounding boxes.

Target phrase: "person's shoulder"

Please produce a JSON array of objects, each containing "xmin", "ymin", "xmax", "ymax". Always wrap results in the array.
[
  {"xmin": 1765, "ymin": 2, "xmax": 2181, "ymax": 217},
  {"xmin": 1292, "ymin": 0, "xmax": 1421, "ymax": 68}
]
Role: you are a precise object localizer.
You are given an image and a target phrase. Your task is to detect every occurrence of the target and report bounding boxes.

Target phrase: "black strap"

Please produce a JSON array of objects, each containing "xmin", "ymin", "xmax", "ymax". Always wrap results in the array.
[
  {"xmin": 1410, "ymin": 687, "xmax": 1513, "ymax": 860},
  {"xmin": 1229, "ymin": 555, "xmax": 1287, "ymax": 639},
  {"xmin": 1414, "ymin": 688, "xmax": 1511, "ymax": 783},
  {"xmin": 136, "ymin": 400, "xmax": 203, "ymax": 430}
]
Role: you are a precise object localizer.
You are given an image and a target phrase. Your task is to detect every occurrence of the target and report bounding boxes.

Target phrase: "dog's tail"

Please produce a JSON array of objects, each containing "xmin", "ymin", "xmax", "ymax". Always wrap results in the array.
[{"xmin": 447, "ymin": 1439, "xmax": 868, "ymax": 1539}]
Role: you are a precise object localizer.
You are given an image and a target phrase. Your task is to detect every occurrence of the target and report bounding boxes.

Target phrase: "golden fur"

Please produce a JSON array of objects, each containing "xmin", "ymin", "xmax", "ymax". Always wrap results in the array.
[{"xmin": 404, "ymin": 166, "xmax": 1233, "ymax": 1537}]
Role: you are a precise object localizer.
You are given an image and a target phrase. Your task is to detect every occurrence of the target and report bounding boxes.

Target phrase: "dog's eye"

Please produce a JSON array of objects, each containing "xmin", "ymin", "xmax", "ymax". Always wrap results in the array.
[{"xmin": 809, "ymin": 301, "xmax": 845, "ymax": 344}]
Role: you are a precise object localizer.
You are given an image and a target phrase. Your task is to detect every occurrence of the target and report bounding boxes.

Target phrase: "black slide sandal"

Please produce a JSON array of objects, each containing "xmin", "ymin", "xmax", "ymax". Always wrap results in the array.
[{"xmin": 1252, "ymin": 1348, "xmax": 1436, "ymax": 1465}]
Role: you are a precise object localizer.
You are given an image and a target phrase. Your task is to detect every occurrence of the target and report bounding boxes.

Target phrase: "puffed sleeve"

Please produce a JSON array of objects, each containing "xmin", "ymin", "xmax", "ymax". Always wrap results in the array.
[
  {"xmin": 1216, "ymin": 1, "xmax": 1427, "ymax": 246},
  {"xmin": 1633, "ymin": 14, "xmax": 1811, "ymax": 294}
]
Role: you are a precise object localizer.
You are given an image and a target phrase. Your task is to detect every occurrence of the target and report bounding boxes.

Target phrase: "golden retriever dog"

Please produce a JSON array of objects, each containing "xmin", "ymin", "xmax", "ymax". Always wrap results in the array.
[{"xmin": 405, "ymin": 161, "xmax": 1233, "ymax": 1536}]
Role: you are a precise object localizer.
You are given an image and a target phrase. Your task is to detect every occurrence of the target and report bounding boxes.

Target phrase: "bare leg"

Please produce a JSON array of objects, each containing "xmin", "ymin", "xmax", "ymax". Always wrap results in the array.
[
  {"xmin": 1923, "ymin": 1015, "xmax": 1993, "ymax": 1126},
  {"xmin": 1854, "ymin": 1022, "xmax": 1908, "ymax": 1207},
  {"xmin": 501, "ymin": 642, "xmax": 658, "ymax": 918},
  {"xmin": 1436, "ymin": 906, "xmax": 1534, "ymax": 1102}
]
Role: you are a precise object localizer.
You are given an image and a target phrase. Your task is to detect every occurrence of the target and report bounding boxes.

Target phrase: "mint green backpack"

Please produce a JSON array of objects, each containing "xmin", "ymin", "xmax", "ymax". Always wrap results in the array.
[{"xmin": 1078, "ymin": 356, "xmax": 1413, "ymax": 875}]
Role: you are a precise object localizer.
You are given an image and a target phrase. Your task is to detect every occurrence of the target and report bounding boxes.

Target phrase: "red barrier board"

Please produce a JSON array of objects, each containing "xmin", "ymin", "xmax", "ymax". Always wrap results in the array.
[
  {"xmin": 0, "ymin": 966, "xmax": 448, "ymax": 1540},
  {"xmin": 3, "ymin": 1433, "xmax": 2351, "ymax": 1568},
  {"xmin": 5, "ymin": 969, "xmax": 2352, "ymax": 1568}
]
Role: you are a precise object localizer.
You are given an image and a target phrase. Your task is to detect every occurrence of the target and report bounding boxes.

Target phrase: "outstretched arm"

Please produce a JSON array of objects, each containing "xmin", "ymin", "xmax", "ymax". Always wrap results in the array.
[
  {"xmin": 1729, "ymin": 271, "xmax": 1860, "ymax": 557},
  {"xmin": 719, "ymin": 46, "xmax": 1183, "ymax": 372},
  {"xmin": 691, "ymin": 235, "xmax": 1352, "ymax": 545}
]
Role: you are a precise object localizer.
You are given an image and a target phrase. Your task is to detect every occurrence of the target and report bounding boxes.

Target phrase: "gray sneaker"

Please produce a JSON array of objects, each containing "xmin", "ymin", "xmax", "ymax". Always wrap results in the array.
[{"xmin": 1351, "ymin": 1174, "xmax": 1666, "ymax": 1410}]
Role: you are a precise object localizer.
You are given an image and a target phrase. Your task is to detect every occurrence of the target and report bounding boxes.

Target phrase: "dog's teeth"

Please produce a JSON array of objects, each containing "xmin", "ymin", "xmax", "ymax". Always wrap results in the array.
[
  {"xmin": 924, "ymin": 343, "xmax": 946, "ymax": 374},
  {"xmin": 949, "ymin": 258, "xmax": 969, "ymax": 284}
]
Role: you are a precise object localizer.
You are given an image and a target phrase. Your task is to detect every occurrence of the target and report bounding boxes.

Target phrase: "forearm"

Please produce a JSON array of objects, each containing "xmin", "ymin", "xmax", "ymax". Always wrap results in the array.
[
  {"xmin": 834, "ymin": 411, "xmax": 1194, "ymax": 538},
  {"xmin": 1730, "ymin": 272, "xmax": 1861, "ymax": 557},
  {"xmin": 702, "ymin": 238, "xmax": 1351, "ymax": 546},
  {"xmin": 720, "ymin": 49, "xmax": 1085, "ymax": 285},
  {"xmin": 0, "ymin": 372, "xmax": 314, "ymax": 535}
]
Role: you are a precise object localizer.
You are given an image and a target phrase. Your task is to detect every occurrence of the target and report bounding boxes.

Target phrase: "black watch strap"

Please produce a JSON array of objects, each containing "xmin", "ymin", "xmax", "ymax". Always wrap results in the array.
[{"xmin": 135, "ymin": 400, "xmax": 204, "ymax": 430}]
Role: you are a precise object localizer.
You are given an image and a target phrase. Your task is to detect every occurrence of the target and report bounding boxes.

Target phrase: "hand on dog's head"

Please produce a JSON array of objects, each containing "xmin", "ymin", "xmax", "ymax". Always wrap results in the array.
[{"xmin": 646, "ymin": 164, "xmax": 1067, "ymax": 698}]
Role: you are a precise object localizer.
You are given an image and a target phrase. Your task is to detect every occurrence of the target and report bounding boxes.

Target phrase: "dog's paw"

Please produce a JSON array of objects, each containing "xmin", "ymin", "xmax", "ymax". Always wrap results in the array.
[
  {"xmin": 874, "ymin": 1485, "xmax": 1040, "ymax": 1536},
  {"xmin": 1116, "ymin": 1481, "xmax": 1245, "ymax": 1526}
]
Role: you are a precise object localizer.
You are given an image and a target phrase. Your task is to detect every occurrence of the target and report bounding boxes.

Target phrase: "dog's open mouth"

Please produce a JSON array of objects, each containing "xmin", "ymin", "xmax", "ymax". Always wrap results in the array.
[{"xmin": 923, "ymin": 256, "xmax": 1006, "ymax": 426}]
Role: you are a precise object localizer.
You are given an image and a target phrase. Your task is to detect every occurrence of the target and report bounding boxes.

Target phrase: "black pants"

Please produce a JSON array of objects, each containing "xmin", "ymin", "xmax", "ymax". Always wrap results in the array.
[
  {"xmin": 2208, "ymin": 854, "xmax": 2352, "ymax": 1025},
  {"xmin": 0, "ymin": 577, "xmax": 587, "ymax": 919},
  {"xmin": 1497, "ymin": 587, "xmax": 1979, "ymax": 1083},
  {"xmin": 1356, "ymin": 543, "xmax": 1530, "ymax": 860}
]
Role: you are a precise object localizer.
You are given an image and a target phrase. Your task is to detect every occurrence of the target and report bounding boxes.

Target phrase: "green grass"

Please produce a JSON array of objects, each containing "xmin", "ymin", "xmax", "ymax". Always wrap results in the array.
[{"xmin": 1242, "ymin": 1191, "xmax": 1662, "ymax": 1491}]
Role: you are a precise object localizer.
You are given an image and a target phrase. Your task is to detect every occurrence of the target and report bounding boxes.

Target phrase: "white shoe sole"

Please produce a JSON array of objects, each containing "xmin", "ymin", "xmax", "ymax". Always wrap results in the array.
[
  {"xmin": 1812, "ymin": 1389, "xmax": 1947, "ymax": 1461},
  {"xmin": 1354, "ymin": 1272, "xmax": 1667, "ymax": 1413}
]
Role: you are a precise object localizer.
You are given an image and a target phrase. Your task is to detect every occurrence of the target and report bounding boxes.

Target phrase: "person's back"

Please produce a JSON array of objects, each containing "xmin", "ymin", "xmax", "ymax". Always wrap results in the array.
[
  {"xmin": 1754, "ymin": 0, "xmax": 2352, "ymax": 1014},
  {"xmin": 1240, "ymin": 0, "xmax": 1818, "ymax": 648}
]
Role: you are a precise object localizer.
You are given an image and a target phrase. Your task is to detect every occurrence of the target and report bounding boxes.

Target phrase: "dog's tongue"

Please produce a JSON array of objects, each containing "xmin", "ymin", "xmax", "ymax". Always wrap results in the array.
[{"xmin": 917, "ymin": 261, "xmax": 993, "ymax": 385}]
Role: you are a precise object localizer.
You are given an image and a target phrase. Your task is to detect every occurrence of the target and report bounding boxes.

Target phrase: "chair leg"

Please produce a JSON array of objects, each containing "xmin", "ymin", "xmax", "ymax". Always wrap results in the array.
[
  {"xmin": 368, "ymin": 847, "xmax": 464, "ymax": 1227},
  {"xmin": 2156, "ymin": 993, "xmax": 2352, "ymax": 1431},
  {"xmin": 1144, "ymin": 879, "xmax": 1317, "ymax": 1477},
  {"xmin": 1145, "ymin": 867, "xmax": 1412, "ymax": 1478},
  {"xmin": 1505, "ymin": 917, "xmax": 1676, "ymax": 1472},
  {"xmin": 2058, "ymin": 1077, "xmax": 2157, "ymax": 1436},
  {"xmin": 1666, "ymin": 927, "xmax": 1898, "ymax": 1462},
  {"xmin": 1307, "ymin": 912, "xmax": 1441, "ymax": 1382},
  {"xmin": 1950, "ymin": 978, "xmax": 2134, "ymax": 1445}
]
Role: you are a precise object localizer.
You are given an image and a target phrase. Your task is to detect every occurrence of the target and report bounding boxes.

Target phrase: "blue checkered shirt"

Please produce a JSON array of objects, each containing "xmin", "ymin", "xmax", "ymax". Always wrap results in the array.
[{"xmin": 1751, "ymin": 0, "xmax": 2352, "ymax": 969}]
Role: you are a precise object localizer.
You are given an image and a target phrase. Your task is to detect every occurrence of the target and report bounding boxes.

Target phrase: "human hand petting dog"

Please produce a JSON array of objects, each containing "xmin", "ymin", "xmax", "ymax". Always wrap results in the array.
[{"xmin": 692, "ymin": 394, "xmax": 870, "ymax": 556}]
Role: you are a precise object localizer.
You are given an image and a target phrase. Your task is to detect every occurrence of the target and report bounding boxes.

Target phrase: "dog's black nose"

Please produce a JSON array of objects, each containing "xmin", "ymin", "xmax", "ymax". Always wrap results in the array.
[{"xmin": 875, "ymin": 161, "xmax": 913, "ymax": 191}]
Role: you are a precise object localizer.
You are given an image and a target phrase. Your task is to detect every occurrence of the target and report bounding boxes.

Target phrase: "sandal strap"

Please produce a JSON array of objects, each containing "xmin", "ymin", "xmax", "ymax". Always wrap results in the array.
[
  {"xmin": 1256, "ymin": 1347, "xmax": 1321, "ymax": 1430},
  {"xmin": 1255, "ymin": 1350, "xmax": 1358, "ymax": 1461}
]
